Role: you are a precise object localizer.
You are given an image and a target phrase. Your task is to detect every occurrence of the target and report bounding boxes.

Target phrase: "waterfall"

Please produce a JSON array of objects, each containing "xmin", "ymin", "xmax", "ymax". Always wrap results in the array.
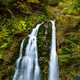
[
  {"xmin": 13, "ymin": 23, "xmax": 43, "ymax": 80},
  {"xmin": 13, "ymin": 20, "xmax": 59, "ymax": 80},
  {"xmin": 48, "ymin": 20, "xmax": 59, "ymax": 80}
]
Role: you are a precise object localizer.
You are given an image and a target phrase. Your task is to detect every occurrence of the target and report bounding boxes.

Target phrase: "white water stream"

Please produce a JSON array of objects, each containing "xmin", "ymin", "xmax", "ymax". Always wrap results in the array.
[{"xmin": 48, "ymin": 20, "xmax": 59, "ymax": 80}]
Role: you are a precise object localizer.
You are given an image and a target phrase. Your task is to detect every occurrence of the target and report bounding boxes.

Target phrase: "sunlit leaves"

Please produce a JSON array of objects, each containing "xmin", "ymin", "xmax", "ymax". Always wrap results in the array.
[{"xmin": 15, "ymin": 20, "xmax": 26, "ymax": 31}]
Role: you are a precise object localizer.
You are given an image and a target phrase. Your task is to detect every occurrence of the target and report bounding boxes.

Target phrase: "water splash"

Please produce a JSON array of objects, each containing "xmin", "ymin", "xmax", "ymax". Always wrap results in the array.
[{"xmin": 48, "ymin": 20, "xmax": 59, "ymax": 80}]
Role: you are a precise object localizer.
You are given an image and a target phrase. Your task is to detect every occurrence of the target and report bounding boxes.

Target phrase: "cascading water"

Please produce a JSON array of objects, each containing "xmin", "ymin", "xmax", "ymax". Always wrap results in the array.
[
  {"xmin": 48, "ymin": 20, "xmax": 59, "ymax": 80},
  {"xmin": 13, "ymin": 20, "xmax": 59, "ymax": 80},
  {"xmin": 13, "ymin": 23, "xmax": 43, "ymax": 80}
]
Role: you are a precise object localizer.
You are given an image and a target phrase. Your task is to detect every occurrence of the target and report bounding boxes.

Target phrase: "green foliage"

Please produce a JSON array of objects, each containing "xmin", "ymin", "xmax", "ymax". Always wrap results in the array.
[
  {"xmin": 0, "ymin": 0, "xmax": 16, "ymax": 6},
  {"xmin": 59, "ymin": 0, "xmax": 80, "ymax": 14},
  {"xmin": 61, "ymin": 47, "xmax": 71, "ymax": 54},
  {"xmin": 60, "ymin": 32, "xmax": 80, "ymax": 55},
  {"xmin": 73, "ymin": 0, "xmax": 80, "ymax": 10}
]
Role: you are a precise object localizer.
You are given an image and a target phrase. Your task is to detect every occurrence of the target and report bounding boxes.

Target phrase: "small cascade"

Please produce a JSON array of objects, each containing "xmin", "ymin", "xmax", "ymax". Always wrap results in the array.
[{"xmin": 13, "ymin": 20, "xmax": 59, "ymax": 80}]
